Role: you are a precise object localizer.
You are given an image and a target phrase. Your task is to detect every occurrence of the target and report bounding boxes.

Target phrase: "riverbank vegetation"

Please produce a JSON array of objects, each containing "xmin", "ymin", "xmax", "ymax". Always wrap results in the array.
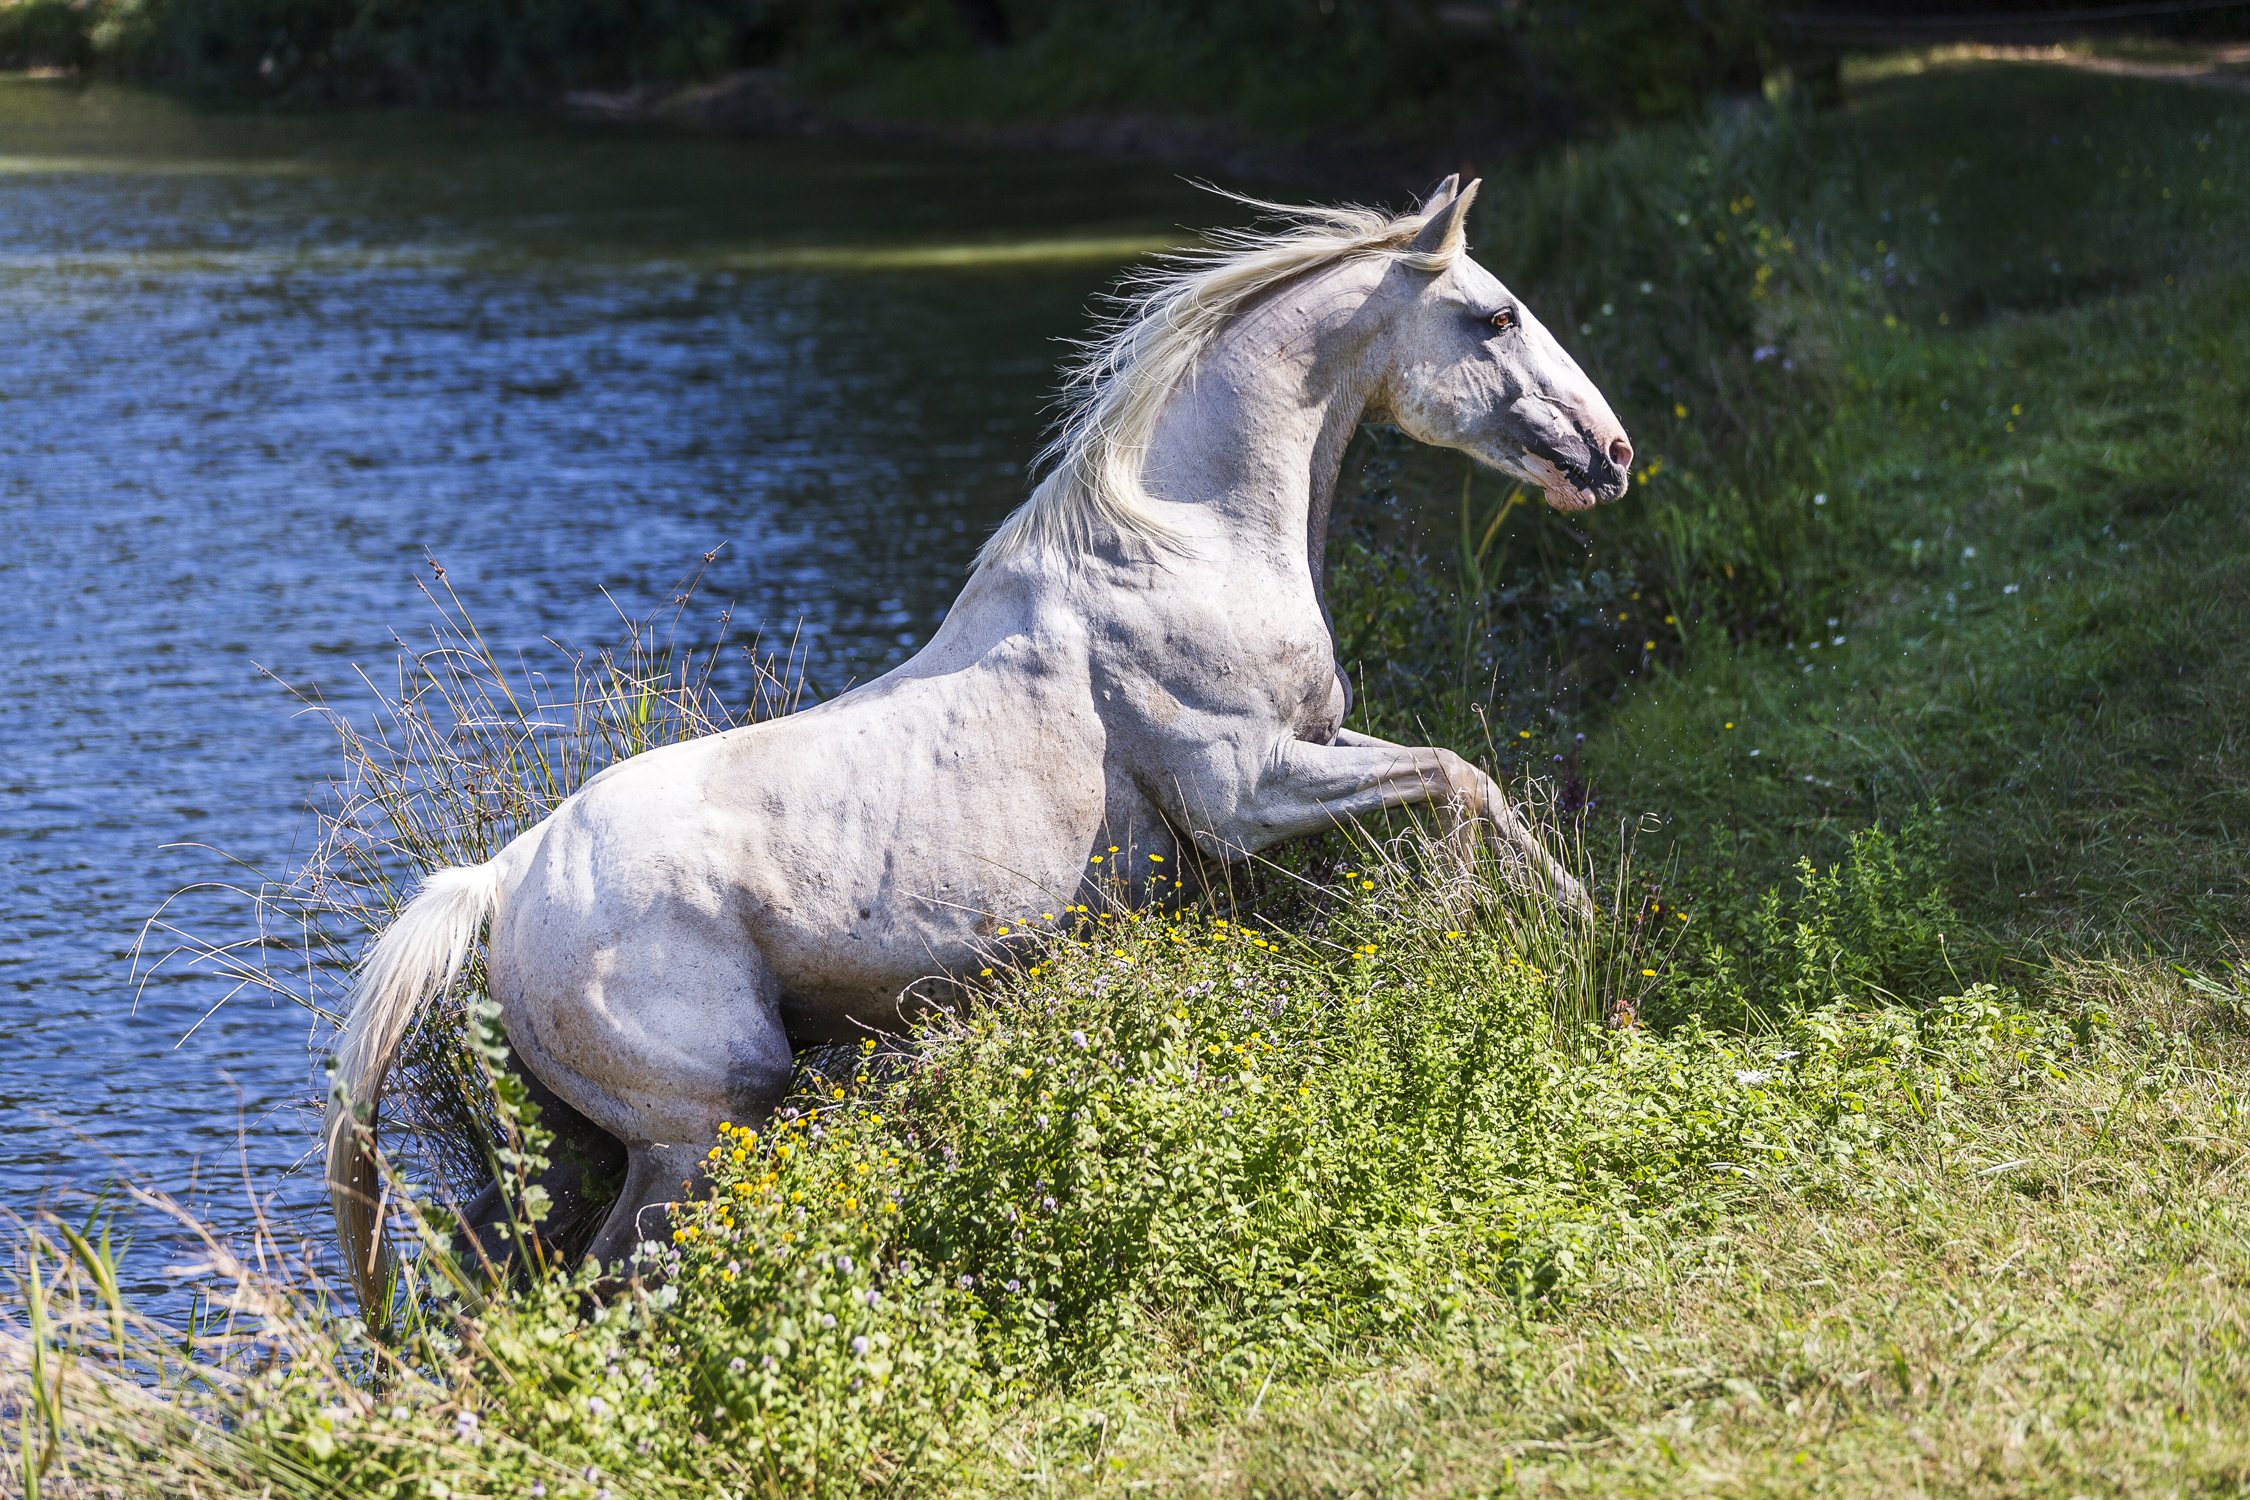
[
  {"xmin": 0, "ymin": 0, "xmax": 1763, "ymax": 142},
  {"xmin": 8, "ymin": 50, "xmax": 2250, "ymax": 1500}
]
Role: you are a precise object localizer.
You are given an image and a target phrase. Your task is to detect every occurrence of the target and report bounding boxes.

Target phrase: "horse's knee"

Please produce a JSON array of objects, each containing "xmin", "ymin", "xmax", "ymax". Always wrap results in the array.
[{"xmin": 1429, "ymin": 748, "xmax": 1490, "ymax": 816}]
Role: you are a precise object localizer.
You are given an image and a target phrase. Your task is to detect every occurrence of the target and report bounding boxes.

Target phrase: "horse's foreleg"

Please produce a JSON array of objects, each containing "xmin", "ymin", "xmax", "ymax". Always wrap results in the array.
[
  {"xmin": 1178, "ymin": 733, "xmax": 1589, "ymax": 913},
  {"xmin": 1330, "ymin": 729, "xmax": 1587, "ymax": 909}
]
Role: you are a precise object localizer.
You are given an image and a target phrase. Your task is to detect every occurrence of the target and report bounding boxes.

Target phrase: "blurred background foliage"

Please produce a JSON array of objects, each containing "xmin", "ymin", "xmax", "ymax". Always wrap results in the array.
[{"xmin": 0, "ymin": 0, "xmax": 1773, "ymax": 129}]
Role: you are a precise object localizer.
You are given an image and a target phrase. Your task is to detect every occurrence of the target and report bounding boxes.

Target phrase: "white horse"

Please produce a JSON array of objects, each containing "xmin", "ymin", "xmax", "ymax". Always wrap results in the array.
[{"xmin": 325, "ymin": 176, "xmax": 1632, "ymax": 1311}]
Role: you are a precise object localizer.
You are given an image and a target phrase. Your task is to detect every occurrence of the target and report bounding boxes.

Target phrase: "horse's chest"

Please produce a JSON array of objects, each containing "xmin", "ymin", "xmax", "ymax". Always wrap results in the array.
[{"xmin": 1176, "ymin": 629, "xmax": 1341, "ymax": 741}]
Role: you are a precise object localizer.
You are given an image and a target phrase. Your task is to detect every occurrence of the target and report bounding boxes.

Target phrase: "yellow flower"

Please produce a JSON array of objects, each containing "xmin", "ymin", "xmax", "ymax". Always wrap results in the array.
[
  {"xmin": 1642, "ymin": 968, "xmax": 1658, "ymax": 977},
  {"xmin": 1674, "ymin": 404, "xmax": 1688, "ymax": 418},
  {"xmin": 1445, "ymin": 931, "xmax": 1464, "ymax": 939},
  {"xmin": 1518, "ymin": 730, "xmax": 1531, "ymax": 739},
  {"xmin": 1089, "ymin": 856, "xmax": 1103, "ymax": 864},
  {"xmin": 1149, "ymin": 854, "xmax": 1165, "ymax": 862},
  {"xmin": 1645, "ymin": 640, "xmax": 1656, "ymax": 650}
]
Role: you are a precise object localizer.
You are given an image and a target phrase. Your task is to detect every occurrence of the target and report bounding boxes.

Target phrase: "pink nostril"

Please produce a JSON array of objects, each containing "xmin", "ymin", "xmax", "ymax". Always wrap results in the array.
[{"xmin": 1608, "ymin": 435, "xmax": 1634, "ymax": 471}]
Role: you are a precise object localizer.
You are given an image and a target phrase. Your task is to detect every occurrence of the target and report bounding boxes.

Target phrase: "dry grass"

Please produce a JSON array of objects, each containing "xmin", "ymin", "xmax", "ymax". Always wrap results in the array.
[{"xmin": 134, "ymin": 558, "xmax": 807, "ymax": 1199}]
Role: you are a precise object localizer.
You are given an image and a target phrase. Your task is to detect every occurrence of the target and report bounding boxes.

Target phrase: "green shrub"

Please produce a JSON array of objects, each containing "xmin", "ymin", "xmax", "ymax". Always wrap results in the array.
[
  {"xmin": 13, "ymin": 0, "xmax": 1775, "ymax": 129},
  {"xmin": 1651, "ymin": 820, "xmax": 1960, "ymax": 1031},
  {"xmin": 0, "ymin": 0, "xmax": 98, "ymax": 69}
]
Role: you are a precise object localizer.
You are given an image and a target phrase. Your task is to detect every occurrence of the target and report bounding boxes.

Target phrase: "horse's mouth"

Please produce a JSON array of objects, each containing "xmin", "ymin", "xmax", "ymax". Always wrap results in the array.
[
  {"xmin": 1539, "ymin": 483, "xmax": 1603, "ymax": 513},
  {"xmin": 1518, "ymin": 450, "xmax": 1610, "ymax": 512}
]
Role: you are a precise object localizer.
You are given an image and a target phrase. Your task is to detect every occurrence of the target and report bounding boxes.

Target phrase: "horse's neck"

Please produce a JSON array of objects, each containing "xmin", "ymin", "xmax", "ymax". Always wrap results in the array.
[{"xmin": 1142, "ymin": 266, "xmax": 1385, "ymax": 586}]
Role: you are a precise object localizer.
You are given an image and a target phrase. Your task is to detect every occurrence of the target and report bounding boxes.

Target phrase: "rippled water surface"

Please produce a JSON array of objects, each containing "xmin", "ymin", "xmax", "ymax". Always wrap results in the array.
[{"xmin": 0, "ymin": 75, "xmax": 1261, "ymax": 1305}]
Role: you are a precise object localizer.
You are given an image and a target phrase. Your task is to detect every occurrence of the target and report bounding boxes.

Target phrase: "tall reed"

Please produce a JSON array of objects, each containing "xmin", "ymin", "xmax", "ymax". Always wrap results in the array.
[{"xmin": 141, "ymin": 559, "xmax": 810, "ymax": 1222}]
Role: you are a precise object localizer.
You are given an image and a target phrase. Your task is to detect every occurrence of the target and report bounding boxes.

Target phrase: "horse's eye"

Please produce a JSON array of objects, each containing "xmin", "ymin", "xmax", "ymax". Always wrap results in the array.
[{"xmin": 1489, "ymin": 307, "xmax": 1516, "ymax": 331}]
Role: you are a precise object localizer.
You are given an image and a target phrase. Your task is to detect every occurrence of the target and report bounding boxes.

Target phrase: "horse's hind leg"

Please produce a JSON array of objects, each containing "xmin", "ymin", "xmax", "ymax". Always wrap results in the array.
[
  {"xmin": 586, "ymin": 1141, "xmax": 717, "ymax": 1271},
  {"xmin": 454, "ymin": 1064, "xmax": 628, "ymax": 1276},
  {"xmin": 490, "ymin": 905, "xmax": 796, "ymax": 1278}
]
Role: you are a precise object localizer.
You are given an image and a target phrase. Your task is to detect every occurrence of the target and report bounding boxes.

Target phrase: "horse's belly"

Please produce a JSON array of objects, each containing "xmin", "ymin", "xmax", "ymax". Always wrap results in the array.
[
  {"xmin": 729, "ymin": 739, "xmax": 1120, "ymax": 1034},
  {"xmin": 599, "ymin": 684, "xmax": 1124, "ymax": 1028}
]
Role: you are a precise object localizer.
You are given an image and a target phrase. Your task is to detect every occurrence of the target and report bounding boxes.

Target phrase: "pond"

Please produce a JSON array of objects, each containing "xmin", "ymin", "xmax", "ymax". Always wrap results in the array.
[{"xmin": 0, "ymin": 74, "xmax": 1273, "ymax": 1308}]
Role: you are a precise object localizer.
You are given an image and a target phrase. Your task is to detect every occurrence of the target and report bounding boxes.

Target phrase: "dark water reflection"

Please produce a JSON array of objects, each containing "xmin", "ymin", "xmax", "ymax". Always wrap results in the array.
[{"xmin": 0, "ymin": 76, "xmax": 1270, "ymax": 1308}]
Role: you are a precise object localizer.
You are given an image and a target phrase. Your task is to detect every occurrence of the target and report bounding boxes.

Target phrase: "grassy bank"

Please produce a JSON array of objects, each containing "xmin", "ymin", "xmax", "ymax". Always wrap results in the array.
[
  {"xmin": 8, "ymin": 52, "xmax": 2250, "ymax": 1500},
  {"xmin": 1334, "ymin": 53, "xmax": 2250, "ymax": 950}
]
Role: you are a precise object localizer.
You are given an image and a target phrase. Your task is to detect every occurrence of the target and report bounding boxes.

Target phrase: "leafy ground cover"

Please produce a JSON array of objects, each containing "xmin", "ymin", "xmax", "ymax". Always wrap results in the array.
[{"xmin": 6, "ymin": 51, "xmax": 2249, "ymax": 1500}]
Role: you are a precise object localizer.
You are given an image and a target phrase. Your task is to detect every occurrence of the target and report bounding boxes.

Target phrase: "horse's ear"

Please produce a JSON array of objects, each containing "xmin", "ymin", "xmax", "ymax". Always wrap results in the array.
[
  {"xmin": 1419, "ymin": 173, "xmax": 1461, "ymax": 213},
  {"xmin": 1407, "ymin": 177, "xmax": 1480, "ymax": 259}
]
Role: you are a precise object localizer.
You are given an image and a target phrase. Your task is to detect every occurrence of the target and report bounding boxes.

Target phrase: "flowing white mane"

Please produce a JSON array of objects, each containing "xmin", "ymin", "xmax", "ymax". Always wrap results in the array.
[{"xmin": 973, "ymin": 193, "xmax": 1467, "ymax": 570}]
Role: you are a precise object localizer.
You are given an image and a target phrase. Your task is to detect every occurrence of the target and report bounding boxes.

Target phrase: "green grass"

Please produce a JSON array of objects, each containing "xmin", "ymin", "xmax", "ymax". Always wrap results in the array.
[
  {"xmin": 1333, "ymin": 55, "xmax": 2250, "ymax": 953},
  {"xmin": 9, "ymin": 53, "xmax": 2250, "ymax": 1500},
  {"xmin": 996, "ymin": 960, "xmax": 2250, "ymax": 1499}
]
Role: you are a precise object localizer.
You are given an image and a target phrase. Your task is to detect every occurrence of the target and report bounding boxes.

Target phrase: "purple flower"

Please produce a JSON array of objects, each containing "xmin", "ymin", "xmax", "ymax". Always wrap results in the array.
[{"xmin": 851, "ymin": 1336, "xmax": 870, "ymax": 1357}]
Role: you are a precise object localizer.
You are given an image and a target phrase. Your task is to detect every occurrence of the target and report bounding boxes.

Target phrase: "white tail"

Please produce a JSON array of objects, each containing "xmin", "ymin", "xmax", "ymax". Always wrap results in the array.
[{"xmin": 323, "ymin": 862, "xmax": 505, "ymax": 1317}]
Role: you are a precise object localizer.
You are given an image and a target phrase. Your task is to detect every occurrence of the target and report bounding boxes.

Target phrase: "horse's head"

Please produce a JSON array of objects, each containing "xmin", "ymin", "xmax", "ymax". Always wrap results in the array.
[{"xmin": 1378, "ymin": 177, "xmax": 1632, "ymax": 513}]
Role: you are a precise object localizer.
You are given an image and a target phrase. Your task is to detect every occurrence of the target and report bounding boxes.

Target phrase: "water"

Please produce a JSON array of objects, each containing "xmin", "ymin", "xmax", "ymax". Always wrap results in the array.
[{"xmin": 0, "ymin": 75, "xmax": 1266, "ymax": 1308}]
